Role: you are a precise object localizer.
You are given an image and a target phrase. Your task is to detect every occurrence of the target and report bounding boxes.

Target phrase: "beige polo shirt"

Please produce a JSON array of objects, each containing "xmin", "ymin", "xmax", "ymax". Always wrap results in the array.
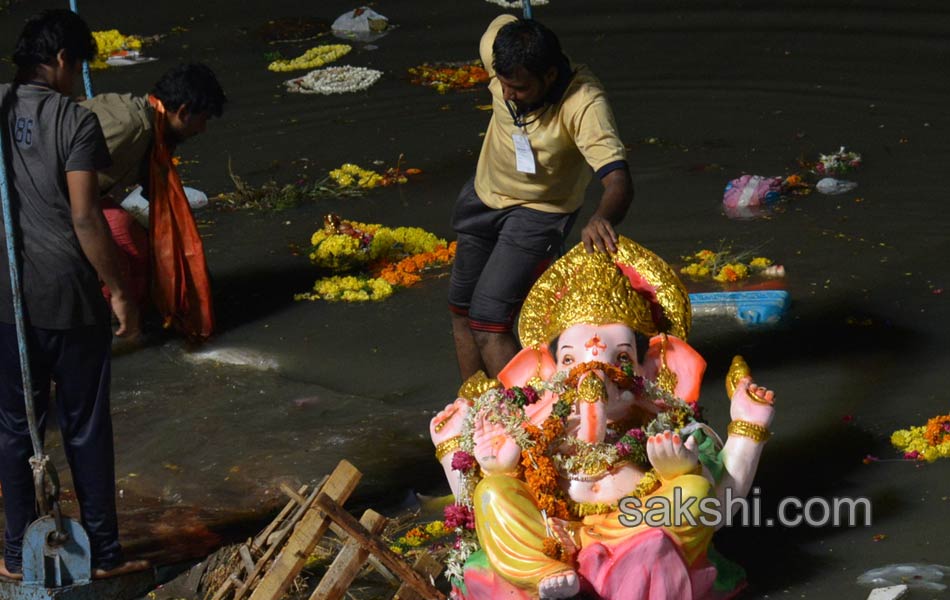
[
  {"xmin": 80, "ymin": 93, "xmax": 154, "ymax": 197},
  {"xmin": 474, "ymin": 15, "xmax": 627, "ymax": 214}
]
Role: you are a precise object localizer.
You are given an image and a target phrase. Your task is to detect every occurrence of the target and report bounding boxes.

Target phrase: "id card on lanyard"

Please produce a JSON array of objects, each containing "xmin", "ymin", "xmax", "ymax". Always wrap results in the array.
[{"xmin": 512, "ymin": 132, "xmax": 536, "ymax": 174}]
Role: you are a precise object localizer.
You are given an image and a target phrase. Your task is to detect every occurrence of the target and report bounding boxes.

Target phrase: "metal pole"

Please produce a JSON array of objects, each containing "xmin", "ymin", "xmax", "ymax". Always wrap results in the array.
[
  {"xmin": 68, "ymin": 0, "xmax": 95, "ymax": 99},
  {"xmin": 0, "ymin": 105, "xmax": 44, "ymax": 460},
  {"xmin": 522, "ymin": 0, "xmax": 533, "ymax": 19}
]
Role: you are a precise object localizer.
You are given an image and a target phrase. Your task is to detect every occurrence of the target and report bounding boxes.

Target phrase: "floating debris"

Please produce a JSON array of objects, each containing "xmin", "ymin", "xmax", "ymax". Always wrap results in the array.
[
  {"xmin": 857, "ymin": 563, "xmax": 950, "ymax": 592},
  {"xmin": 680, "ymin": 246, "xmax": 781, "ymax": 285},
  {"xmin": 485, "ymin": 0, "xmax": 549, "ymax": 7},
  {"xmin": 332, "ymin": 7, "xmax": 390, "ymax": 39},
  {"xmin": 258, "ymin": 17, "xmax": 330, "ymax": 43}
]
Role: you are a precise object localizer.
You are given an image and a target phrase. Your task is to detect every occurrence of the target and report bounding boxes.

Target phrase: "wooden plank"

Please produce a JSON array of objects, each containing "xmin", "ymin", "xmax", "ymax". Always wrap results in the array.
[
  {"xmin": 209, "ymin": 576, "xmax": 235, "ymax": 600},
  {"xmin": 394, "ymin": 553, "xmax": 444, "ymax": 600},
  {"xmin": 234, "ymin": 481, "xmax": 329, "ymax": 600},
  {"xmin": 248, "ymin": 461, "xmax": 362, "ymax": 600},
  {"xmin": 314, "ymin": 494, "xmax": 447, "ymax": 600},
  {"xmin": 309, "ymin": 510, "xmax": 388, "ymax": 600},
  {"xmin": 259, "ymin": 484, "xmax": 322, "ymax": 551},
  {"xmin": 253, "ymin": 480, "xmax": 321, "ymax": 551},
  {"xmin": 239, "ymin": 545, "xmax": 257, "ymax": 574},
  {"xmin": 252, "ymin": 483, "xmax": 308, "ymax": 550},
  {"xmin": 365, "ymin": 555, "xmax": 399, "ymax": 585}
]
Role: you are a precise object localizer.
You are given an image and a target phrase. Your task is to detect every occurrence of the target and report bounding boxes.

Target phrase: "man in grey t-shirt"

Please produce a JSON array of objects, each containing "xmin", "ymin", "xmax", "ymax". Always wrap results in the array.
[{"xmin": 0, "ymin": 10, "xmax": 143, "ymax": 580}]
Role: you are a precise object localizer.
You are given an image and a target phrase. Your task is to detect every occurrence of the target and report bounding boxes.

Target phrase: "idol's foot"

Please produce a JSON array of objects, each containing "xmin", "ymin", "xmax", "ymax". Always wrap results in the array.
[
  {"xmin": 92, "ymin": 559, "xmax": 150, "ymax": 579},
  {"xmin": 0, "ymin": 559, "xmax": 23, "ymax": 580},
  {"xmin": 538, "ymin": 570, "xmax": 579, "ymax": 599}
]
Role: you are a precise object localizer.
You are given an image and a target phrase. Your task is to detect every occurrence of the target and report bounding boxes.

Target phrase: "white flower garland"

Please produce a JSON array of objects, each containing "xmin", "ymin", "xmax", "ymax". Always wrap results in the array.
[
  {"xmin": 485, "ymin": 0, "xmax": 549, "ymax": 7},
  {"xmin": 284, "ymin": 65, "xmax": 383, "ymax": 95}
]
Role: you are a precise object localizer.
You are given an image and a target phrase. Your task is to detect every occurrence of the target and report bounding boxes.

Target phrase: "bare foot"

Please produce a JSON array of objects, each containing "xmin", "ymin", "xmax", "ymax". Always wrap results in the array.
[
  {"xmin": 92, "ymin": 559, "xmax": 150, "ymax": 579},
  {"xmin": 538, "ymin": 570, "xmax": 579, "ymax": 599},
  {"xmin": 0, "ymin": 559, "xmax": 23, "ymax": 580}
]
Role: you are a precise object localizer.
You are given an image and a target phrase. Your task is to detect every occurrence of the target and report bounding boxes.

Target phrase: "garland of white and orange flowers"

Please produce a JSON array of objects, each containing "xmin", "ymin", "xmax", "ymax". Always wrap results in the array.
[
  {"xmin": 284, "ymin": 66, "xmax": 382, "ymax": 95},
  {"xmin": 268, "ymin": 44, "xmax": 351, "ymax": 72}
]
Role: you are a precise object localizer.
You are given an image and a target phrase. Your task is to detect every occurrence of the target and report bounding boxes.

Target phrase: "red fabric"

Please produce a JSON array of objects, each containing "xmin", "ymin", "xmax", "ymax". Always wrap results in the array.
[
  {"xmin": 147, "ymin": 96, "xmax": 214, "ymax": 340},
  {"xmin": 100, "ymin": 197, "xmax": 149, "ymax": 307}
]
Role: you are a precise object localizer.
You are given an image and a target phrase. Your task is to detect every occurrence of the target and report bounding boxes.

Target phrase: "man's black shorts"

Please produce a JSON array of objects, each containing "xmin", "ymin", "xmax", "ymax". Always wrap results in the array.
[{"xmin": 448, "ymin": 177, "xmax": 577, "ymax": 332}]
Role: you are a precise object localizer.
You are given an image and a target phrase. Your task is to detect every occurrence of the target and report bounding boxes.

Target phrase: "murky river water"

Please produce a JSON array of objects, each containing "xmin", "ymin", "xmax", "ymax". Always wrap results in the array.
[{"xmin": 2, "ymin": 0, "xmax": 949, "ymax": 597}]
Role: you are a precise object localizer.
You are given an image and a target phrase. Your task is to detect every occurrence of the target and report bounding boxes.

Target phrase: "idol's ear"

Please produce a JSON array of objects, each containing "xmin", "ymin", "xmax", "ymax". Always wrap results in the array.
[
  {"xmin": 498, "ymin": 346, "xmax": 557, "ymax": 389},
  {"xmin": 641, "ymin": 335, "xmax": 706, "ymax": 403}
]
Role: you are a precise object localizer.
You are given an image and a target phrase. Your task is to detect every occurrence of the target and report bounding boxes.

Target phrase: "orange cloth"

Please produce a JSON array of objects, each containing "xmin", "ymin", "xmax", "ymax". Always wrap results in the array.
[{"xmin": 147, "ymin": 96, "xmax": 214, "ymax": 340}]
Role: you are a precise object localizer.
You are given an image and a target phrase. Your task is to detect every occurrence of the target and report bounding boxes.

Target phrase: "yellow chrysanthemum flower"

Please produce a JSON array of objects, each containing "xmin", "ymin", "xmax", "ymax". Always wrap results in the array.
[
  {"xmin": 90, "ymin": 30, "xmax": 142, "ymax": 70},
  {"xmin": 268, "ymin": 44, "xmax": 351, "ymax": 72}
]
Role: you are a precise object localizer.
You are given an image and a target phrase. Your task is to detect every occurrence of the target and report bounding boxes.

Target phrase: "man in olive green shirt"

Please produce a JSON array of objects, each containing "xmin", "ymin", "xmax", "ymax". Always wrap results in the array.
[{"xmin": 81, "ymin": 63, "xmax": 226, "ymax": 308}]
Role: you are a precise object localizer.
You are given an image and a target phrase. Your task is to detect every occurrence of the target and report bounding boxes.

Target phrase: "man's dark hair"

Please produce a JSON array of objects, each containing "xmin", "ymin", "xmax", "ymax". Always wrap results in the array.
[
  {"xmin": 492, "ymin": 18, "xmax": 567, "ymax": 80},
  {"xmin": 151, "ymin": 63, "xmax": 227, "ymax": 118},
  {"xmin": 12, "ymin": 9, "xmax": 96, "ymax": 72}
]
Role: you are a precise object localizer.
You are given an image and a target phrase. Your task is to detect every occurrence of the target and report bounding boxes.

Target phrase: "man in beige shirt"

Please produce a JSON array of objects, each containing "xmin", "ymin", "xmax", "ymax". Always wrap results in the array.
[{"xmin": 449, "ymin": 16, "xmax": 633, "ymax": 379}]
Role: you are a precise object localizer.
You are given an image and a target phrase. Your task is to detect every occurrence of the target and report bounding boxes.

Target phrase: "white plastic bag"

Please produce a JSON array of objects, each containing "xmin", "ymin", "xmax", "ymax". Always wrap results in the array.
[
  {"xmin": 119, "ymin": 185, "xmax": 209, "ymax": 227},
  {"xmin": 332, "ymin": 7, "xmax": 388, "ymax": 34}
]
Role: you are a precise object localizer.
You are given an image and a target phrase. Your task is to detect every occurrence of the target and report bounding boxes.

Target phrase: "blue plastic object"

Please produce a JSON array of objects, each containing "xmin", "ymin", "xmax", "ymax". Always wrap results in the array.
[
  {"xmin": 0, "ymin": 571, "xmax": 155, "ymax": 600},
  {"xmin": 689, "ymin": 290, "xmax": 790, "ymax": 327},
  {"xmin": 22, "ymin": 517, "xmax": 91, "ymax": 588},
  {"xmin": 68, "ymin": 0, "xmax": 94, "ymax": 99}
]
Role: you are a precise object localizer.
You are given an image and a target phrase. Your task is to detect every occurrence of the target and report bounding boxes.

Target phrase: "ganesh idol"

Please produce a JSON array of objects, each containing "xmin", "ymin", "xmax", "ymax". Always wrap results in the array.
[{"xmin": 430, "ymin": 237, "xmax": 776, "ymax": 600}]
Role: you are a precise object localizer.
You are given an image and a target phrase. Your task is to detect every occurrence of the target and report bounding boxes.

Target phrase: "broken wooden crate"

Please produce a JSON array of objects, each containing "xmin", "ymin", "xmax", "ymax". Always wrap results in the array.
[{"xmin": 208, "ymin": 460, "xmax": 446, "ymax": 600}]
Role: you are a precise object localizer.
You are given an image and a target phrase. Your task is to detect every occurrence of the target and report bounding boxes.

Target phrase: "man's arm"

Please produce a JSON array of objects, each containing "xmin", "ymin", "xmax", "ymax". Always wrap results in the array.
[
  {"xmin": 581, "ymin": 167, "xmax": 633, "ymax": 253},
  {"xmin": 66, "ymin": 170, "xmax": 139, "ymax": 337}
]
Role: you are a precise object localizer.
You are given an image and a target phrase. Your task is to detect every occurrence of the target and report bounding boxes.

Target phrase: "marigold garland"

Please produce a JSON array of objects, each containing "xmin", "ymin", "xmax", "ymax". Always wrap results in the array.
[
  {"xmin": 408, "ymin": 61, "xmax": 489, "ymax": 94},
  {"xmin": 891, "ymin": 413, "xmax": 950, "ymax": 462},
  {"xmin": 267, "ymin": 44, "xmax": 351, "ymax": 72}
]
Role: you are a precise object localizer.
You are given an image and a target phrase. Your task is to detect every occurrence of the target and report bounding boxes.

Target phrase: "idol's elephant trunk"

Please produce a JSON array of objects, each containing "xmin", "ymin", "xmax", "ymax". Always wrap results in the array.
[{"xmin": 575, "ymin": 372, "xmax": 608, "ymax": 444}]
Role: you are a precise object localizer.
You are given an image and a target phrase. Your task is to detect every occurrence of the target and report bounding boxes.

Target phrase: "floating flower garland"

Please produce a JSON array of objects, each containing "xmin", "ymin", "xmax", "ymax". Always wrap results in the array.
[
  {"xmin": 407, "ymin": 61, "xmax": 489, "ymax": 94},
  {"xmin": 485, "ymin": 0, "xmax": 549, "ymax": 7},
  {"xmin": 284, "ymin": 65, "xmax": 382, "ymax": 95},
  {"xmin": 329, "ymin": 162, "xmax": 422, "ymax": 189},
  {"xmin": 327, "ymin": 162, "xmax": 421, "ymax": 189},
  {"xmin": 891, "ymin": 413, "xmax": 950, "ymax": 462},
  {"xmin": 297, "ymin": 274, "xmax": 393, "ymax": 302},
  {"xmin": 295, "ymin": 215, "xmax": 455, "ymax": 302},
  {"xmin": 680, "ymin": 247, "xmax": 779, "ymax": 283},
  {"xmin": 267, "ymin": 44, "xmax": 351, "ymax": 72},
  {"xmin": 816, "ymin": 146, "xmax": 862, "ymax": 175},
  {"xmin": 91, "ymin": 30, "xmax": 142, "ymax": 69}
]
